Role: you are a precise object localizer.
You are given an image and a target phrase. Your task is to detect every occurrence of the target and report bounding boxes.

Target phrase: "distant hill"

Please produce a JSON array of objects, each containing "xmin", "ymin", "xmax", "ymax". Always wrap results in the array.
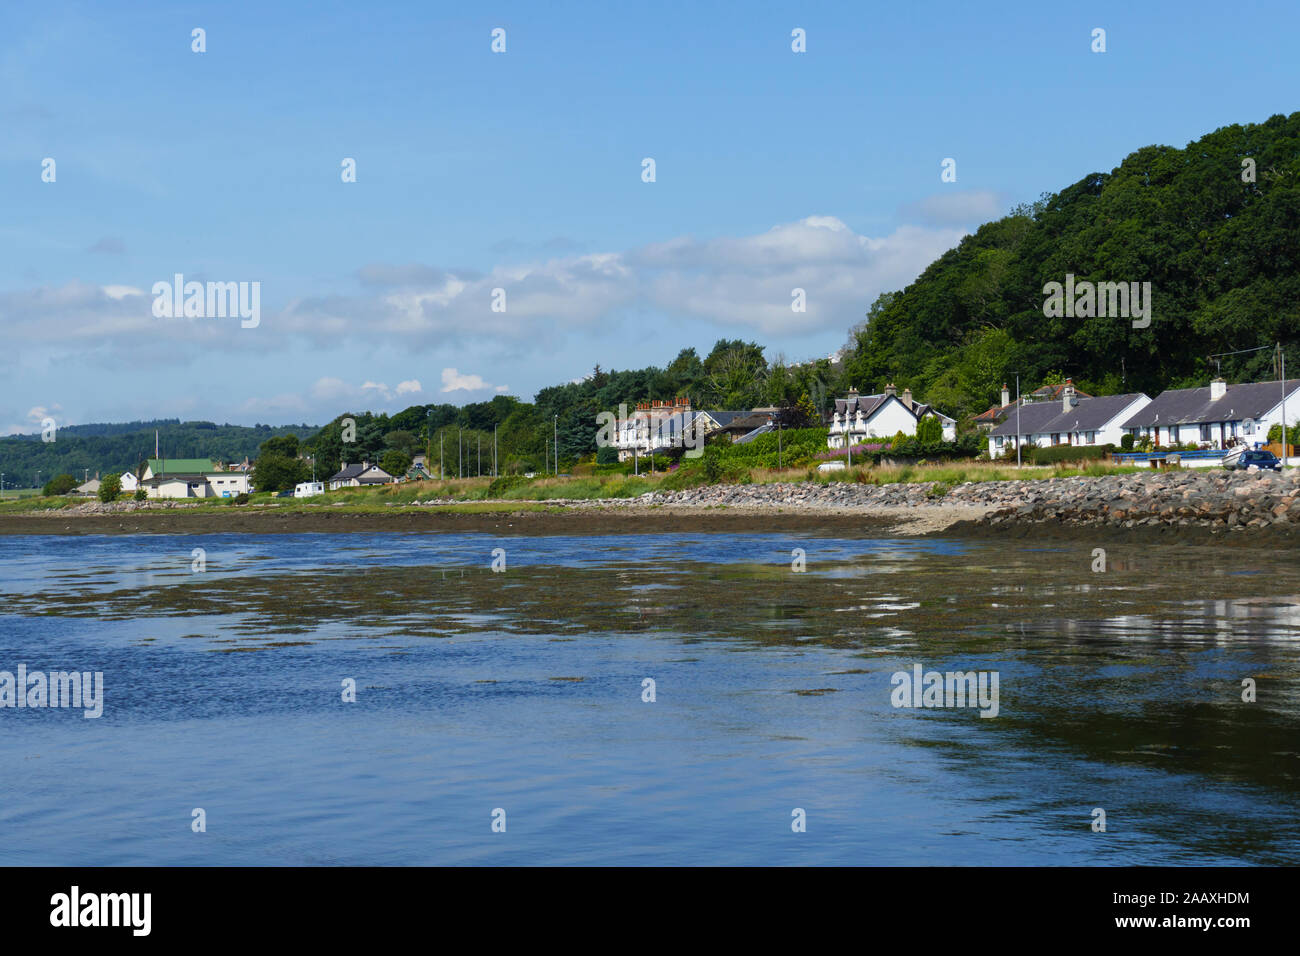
[
  {"xmin": 841, "ymin": 111, "xmax": 1300, "ymax": 420},
  {"xmin": 0, "ymin": 421, "xmax": 318, "ymax": 488}
]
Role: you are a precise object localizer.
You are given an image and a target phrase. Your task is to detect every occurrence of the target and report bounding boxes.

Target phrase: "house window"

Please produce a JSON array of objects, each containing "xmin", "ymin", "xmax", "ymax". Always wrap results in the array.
[
  {"xmin": 1086, "ymin": 431, "xmax": 1096, "ymax": 444},
  {"xmin": 1200, "ymin": 424, "xmax": 1211, "ymax": 442},
  {"xmin": 1051, "ymin": 433, "xmax": 1061, "ymax": 445},
  {"xmin": 1170, "ymin": 425, "xmax": 1179, "ymax": 443}
]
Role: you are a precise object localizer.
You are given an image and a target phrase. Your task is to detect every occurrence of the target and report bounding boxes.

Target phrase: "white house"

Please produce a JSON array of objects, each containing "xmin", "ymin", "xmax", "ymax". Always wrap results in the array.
[
  {"xmin": 827, "ymin": 384, "xmax": 956, "ymax": 449},
  {"xmin": 140, "ymin": 458, "xmax": 253, "ymax": 498},
  {"xmin": 611, "ymin": 398, "xmax": 754, "ymax": 461},
  {"xmin": 328, "ymin": 461, "xmax": 394, "ymax": 490},
  {"xmin": 119, "ymin": 472, "xmax": 138, "ymax": 493},
  {"xmin": 1120, "ymin": 377, "xmax": 1300, "ymax": 450},
  {"xmin": 988, "ymin": 383, "xmax": 1151, "ymax": 456}
]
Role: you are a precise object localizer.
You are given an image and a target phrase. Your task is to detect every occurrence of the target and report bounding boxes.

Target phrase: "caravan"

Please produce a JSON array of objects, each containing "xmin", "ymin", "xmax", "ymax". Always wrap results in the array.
[{"xmin": 294, "ymin": 481, "xmax": 325, "ymax": 498}]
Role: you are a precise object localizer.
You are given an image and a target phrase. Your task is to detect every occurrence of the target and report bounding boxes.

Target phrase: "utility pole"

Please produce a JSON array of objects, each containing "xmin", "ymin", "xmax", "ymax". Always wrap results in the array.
[
  {"xmin": 778, "ymin": 420, "xmax": 783, "ymax": 470},
  {"xmin": 493, "ymin": 424, "xmax": 498, "ymax": 477},
  {"xmin": 440, "ymin": 431, "xmax": 444, "ymax": 480},
  {"xmin": 1281, "ymin": 343, "xmax": 1288, "ymax": 466},
  {"xmin": 1016, "ymin": 374, "xmax": 1022, "ymax": 467},
  {"xmin": 458, "ymin": 427, "xmax": 463, "ymax": 478},
  {"xmin": 477, "ymin": 435, "xmax": 481, "ymax": 477},
  {"xmin": 553, "ymin": 415, "xmax": 559, "ymax": 476}
]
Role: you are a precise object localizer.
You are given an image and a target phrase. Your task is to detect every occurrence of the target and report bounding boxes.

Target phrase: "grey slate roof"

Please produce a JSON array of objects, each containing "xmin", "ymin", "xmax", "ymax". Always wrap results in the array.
[
  {"xmin": 330, "ymin": 463, "xmax": 367, "ymax": 481},
  {"xmin": 734, "ymin": 422, "xmax": 775, "ymax": 444},
  {"xmin": 987, "ymin": 400, "xmax": 1067, "ymax": 437},
  {"xmin": 834, "ymin": 393, "xmax": 892, "ymax": 420},
  {"xmin": 989, "ymin": 393, "xmax": 1147, "ymax": 437},
  {"xmin": 1120, "ymin": 380, "xmax": 1300, "ymax": 428}
]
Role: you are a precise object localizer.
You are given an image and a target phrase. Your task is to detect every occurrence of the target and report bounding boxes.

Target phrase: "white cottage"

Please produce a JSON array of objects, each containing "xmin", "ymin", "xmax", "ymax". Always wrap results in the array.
[
  {"xmin": 988, "ymin": 384, "xmax": 1150, "ymax": 456},
  {"xmin": 827, "ymin": 384, "xmax": 956, "ymax": 449},
  {"xmin": 1120, "ymin": 377, "xmax": 1300, "ymax": 450}
]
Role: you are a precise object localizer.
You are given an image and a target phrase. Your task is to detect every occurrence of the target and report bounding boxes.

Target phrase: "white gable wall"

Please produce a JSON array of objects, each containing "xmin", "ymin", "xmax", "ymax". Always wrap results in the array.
[{"xmin": 863, "ymin": 400, "xmax": 919, "ymax": 439}]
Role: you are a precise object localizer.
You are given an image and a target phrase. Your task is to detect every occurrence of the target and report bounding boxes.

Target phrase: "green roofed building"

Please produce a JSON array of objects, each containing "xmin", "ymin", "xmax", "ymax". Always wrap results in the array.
[{"xmin": 140, "ymin": 458, "xmax": 252, "ymax": 499}]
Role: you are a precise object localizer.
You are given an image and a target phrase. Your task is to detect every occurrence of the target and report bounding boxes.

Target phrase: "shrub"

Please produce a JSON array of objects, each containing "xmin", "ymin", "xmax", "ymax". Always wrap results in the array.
[
  {"xmin": 487, "ymin": 474, "xmax": 532, "ymax": 496},
  {"xmin": 1023, "ymin": 444, "xmax": 1114, "ymax": 465},
  {"xmin": 98, "ymin": 474, "xmax": 122, "ymax": 503},
  {"xmin": 43, "ymin": 473, "xmax": 78, "ymax": 496},
  {"xmin": 595, "ymin": 446, "xmax": 619, "ymax": 465},
  {"xmin": 233, "ymin": 492, "xmax": 250, "ymax": 505},
  {"xmin": 915, "ymin": 415, "xmax": 943, "ymax": 443},
  {"xmin": 1119, "ymin": 433, "xmax": 1135, "ymax": 450},
  {"xmin": 133, "ymin": 487, "xmax": 147, "ymax": 501}
]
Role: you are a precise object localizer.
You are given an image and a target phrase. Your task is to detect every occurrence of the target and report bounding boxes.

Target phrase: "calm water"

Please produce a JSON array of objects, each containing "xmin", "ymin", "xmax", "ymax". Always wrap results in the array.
[{"xmin": 1, "ymin": 530, "xmax": 1298, "ymax": 865}]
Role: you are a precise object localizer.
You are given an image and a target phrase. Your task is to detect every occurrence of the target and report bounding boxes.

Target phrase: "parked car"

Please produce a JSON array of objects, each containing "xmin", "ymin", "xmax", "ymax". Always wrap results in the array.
[
  {"xmin": 1227, "ymin": 450, "xmax": 1281, "ymax": 471},
  {"xmin": 275, "ymin": 489, "xmax": 294, "ymax": 497}
]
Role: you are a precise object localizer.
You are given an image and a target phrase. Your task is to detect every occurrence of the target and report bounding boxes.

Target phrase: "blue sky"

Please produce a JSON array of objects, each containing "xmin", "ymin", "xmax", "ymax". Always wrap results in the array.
[{"xmin": 2, "ymin": 0, "xmax": 1296, "ymax": 431}]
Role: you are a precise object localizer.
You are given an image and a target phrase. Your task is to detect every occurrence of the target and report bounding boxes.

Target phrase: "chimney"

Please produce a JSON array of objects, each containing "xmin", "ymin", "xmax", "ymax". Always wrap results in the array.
[
  {"xmin": 884, "ymin": 383, "xmax": 897, "ymax": 398},
  {"xmin": 1062, "ymin": 379, "xmax": 1076, "ymax": 414},
  {"xmin": 847, "ymin": 385, "xmax": 859, "ymax": 398},
  {"xmin": 1210, "ymin": 377, "xmax": 1227, "ymax": 401},
  {"xmin": 1001, "ymin": 384, "xmax": 1010, "ymax": 407},
  {"xmin": 902, "ymin": 388, "xmax": 913, "ymax": 409}
]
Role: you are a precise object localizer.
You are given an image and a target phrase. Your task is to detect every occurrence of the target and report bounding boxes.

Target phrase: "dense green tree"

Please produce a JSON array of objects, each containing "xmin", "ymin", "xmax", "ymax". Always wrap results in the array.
[
  {"xmin": 842, "ymin": 113, "xmax": 1300, "ymax": 412},
  {"xmin": 251, "ymin": 455, "xmax": 307, "ymax": 492},
  {"xmin": 380, "ymin": 449, "xmax": 412, "ymax": 477},
  {"xmin": 43, "ymin": 473, "xmax": 78, "ymax": 496},
  {"xmin": 98, "ymin": 474, "xmax": 122, "ymax": 502}
]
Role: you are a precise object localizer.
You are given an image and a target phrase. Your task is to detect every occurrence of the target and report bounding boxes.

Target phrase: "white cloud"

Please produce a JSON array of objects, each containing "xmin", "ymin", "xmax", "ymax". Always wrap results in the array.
[
  {"xmin": 2, "ymin": 215, "xmax": 967, "ymax": 351},
  {"xmin": 440, "ymin": 367, "xmax": 507, "ymax": 393},
  {"xmin": 900, "ymin": 190, "xmax": 1007, "ymax": 226},
  {"xmin": 102, "ymin": 284, "xmax": 142, "ymax": 300}
]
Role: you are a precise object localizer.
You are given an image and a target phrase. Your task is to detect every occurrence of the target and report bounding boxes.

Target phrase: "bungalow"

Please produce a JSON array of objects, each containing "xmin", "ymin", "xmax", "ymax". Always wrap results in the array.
[
  {"xmin": 140, "ymin": 458, "xmax": 253, "ymax": 498},
  {"xmin": 73, "ymin": 478, "xmax": 101, "ymax": 496},
  {"xmin": 1120, "ymin": 377, "xmax": 1300, "ymax": 450},
  {"xmin": 827, "ymin": 384, "xmax": 956, "ymax": 449},
  {"xmin": 119, "ymin": 471, "xmax": 138, "ymax": 493},
  {"xmin": 973, "ymin": 382, "xmax": 1094, "ymax": 432},
  {"xmin": 988, "ymin": 384, "xmax": 1151, "ymax": 456},
  {"xmin": 328, "ymin": 461, "xmax": 394, "ymax": 490}
]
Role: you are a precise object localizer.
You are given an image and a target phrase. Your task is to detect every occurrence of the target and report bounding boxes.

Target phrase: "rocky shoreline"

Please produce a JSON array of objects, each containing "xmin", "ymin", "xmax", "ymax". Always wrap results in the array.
[
  {"xmin": 4, "ymin": 469, "xmax": 1298, "ymax": 538},
  {"xmin": 612, "ymin": 468, "xmax": 1300, "ymax": 534}
]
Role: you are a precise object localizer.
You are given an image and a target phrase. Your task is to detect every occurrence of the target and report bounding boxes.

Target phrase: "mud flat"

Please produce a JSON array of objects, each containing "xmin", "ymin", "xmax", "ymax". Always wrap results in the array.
[{"xmin": 3, "ymin": 469, "xmax": 1297, "ymax": 541}]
